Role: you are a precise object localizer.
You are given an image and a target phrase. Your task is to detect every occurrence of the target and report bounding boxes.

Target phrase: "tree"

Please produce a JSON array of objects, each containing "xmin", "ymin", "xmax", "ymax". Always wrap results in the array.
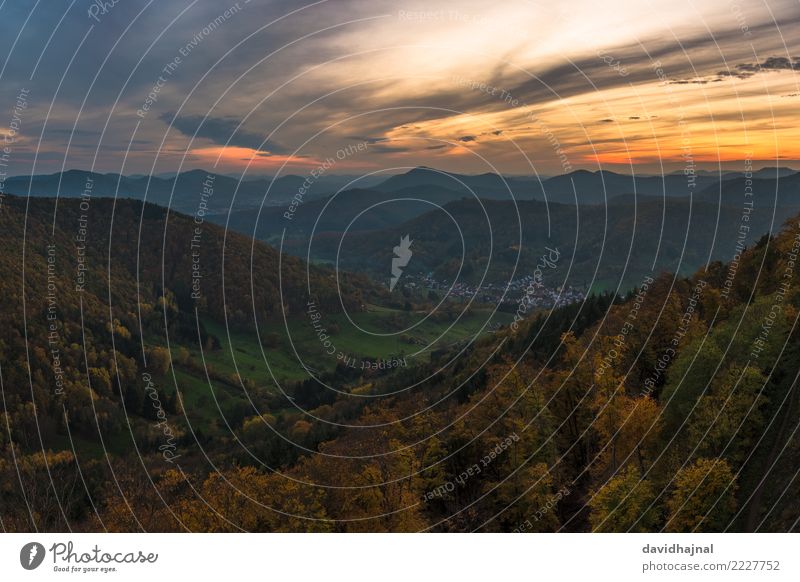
[
  {"xmin": 589, "ymin": 464, "xmax": 660, "ymax": 532},
  {"xmin": 666, "ymin": 458, "xmax": 737, "ymax": 532},
  {"xmin": 173, "ymin": 466, "xmax": 332, "ymax": 532},
  {"xmin": 687, "ymin": 365, "xmax": 767, "ymax": 463},
  {"xmin": 147, "ymin": 346, "xmax": 171, "ymax": 376},
  {"xmin": 490, "ymin": 462, "xmax": 560, "ymax": 532}
]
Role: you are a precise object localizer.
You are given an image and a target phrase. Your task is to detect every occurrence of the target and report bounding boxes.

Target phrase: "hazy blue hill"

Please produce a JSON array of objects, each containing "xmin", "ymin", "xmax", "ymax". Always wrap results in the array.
[
  {"xmin": 533, "ymin": 169, "xmax": 735, "ymax": 203},
  {"xmin": 2, "ymin": 170, "xmax": 332, "ymax": 216},
  {"xmin": 208, "ymin": 184, "xmax": 479, "ymax": 245},
  {"xmin": 315, "ymin": 195, "xmax": 800, "ymax": 291},
  {"xmin": 750, "ymin": 166, "xmax": 798, "ymax": 179},
  {"xmin": 197, "ymin": 168, "xmax": 800, "ymax": 291},
  {"xmin": 372, "ymin": 167, "xmax": 797, "ymax": 205},
  {"xmin": 695, "ymin": 171, "xmax": 800, "ymax": 207},
  {"xmin": 9, "ymin": 167, "xmax": 796, "ymax": 220},
  {"xmin": 373, "ymin": 166, "xmax": 536, "ymax": 199}
]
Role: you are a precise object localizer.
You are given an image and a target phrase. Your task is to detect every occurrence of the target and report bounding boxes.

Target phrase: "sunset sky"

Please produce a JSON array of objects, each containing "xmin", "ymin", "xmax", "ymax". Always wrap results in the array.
[{"xmin": 0, "ymin": 0, "xmax": 798, "ymax": 177}]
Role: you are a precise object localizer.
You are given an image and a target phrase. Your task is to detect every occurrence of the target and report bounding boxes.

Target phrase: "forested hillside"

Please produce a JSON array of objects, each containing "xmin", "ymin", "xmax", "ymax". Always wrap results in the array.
[
  {"xmin": 2, "ymin": 192, "xmax": 797, "ymax": 532},
  {"xmin": 317, "ymin": 195, "xmax": 800, "ymax": 291},
  {"xmin": 0, "ymin": 193, "xmax": 374, "ymax": 531}
]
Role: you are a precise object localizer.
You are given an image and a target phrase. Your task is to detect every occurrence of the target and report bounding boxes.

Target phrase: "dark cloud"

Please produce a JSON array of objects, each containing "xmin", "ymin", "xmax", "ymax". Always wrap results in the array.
[
  {"xmin": 369, "ymin": 144, "xmax": 415, "ymax": 154},
  {"xmin": 160, "ymin": 113, "xmax": 286, "ymax": 154},
  {"xmin": 457, "ymin": 135, "xmax": 476, "ymax": 142},
  {"xmin": 48, "ymin": 128, "xmax": 102, "ymax": 137},
  {"xmin": 668, "ymin": 78, "xmax": 717, "ymax": 84},
  {"xmin": 716, "ymin": 70, "xmax": 752, "ymax": 79},
  {"xmin": 346, "ymin": 136, "xmax": 388, "ymax": 144},
  {"xmin": 673, "ymin": 56, "xmax": 800, "ymax": 83},
  {"xmin": 737, "ymin": 56, "xmax": 800, "ymax": 71}
]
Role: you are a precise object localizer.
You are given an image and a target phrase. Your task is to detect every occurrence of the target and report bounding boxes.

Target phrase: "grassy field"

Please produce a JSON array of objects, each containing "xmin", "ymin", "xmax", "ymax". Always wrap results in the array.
[
  {"xmin": 200, "ymin": 305, "xmax": 508, "ymax": 375},
  {"xmin": 137, "ymin": 304, "xmax": 512, "ymax": 436},
  {"xmin": 159, "ymin": 304, "xmax": 510, "ymax": 384}
]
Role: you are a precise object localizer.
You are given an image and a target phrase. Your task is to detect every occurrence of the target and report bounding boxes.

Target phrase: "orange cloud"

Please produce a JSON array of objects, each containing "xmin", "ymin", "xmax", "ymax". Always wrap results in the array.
[{"xmin": 188, "ymin": 146, "xmax": 324, "ymax": 170}]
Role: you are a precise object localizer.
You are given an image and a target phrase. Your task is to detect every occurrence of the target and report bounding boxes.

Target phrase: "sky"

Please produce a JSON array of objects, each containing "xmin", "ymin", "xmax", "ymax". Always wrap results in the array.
[{"xmin": 0, "ymin": 0, "xmax": 798, "ymax": 178}]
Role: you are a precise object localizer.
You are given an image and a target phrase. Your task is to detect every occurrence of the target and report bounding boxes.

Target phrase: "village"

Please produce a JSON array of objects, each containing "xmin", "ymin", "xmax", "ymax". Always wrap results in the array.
[{"xmin": 402, "ymin": 272, "xmax": 586, "ymax": 310}]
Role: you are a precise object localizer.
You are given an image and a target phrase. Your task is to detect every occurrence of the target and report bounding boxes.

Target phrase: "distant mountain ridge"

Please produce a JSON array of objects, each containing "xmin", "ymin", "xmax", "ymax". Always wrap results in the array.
[
  {"xmin": 370, "ymin": 166, "xmax": 799, "ymax": 204},
  {"xmin": 7, "ymin": 165, "xmax": 797, "ymax": 213},
  {"xmin": 1, "ymin": 169, "xmax": 338, "ymax": 215},
  {"xmin": 372, "ymin": 166, "xmax": 536, "ymax": 199},
  {"xmin": 8, "ymin": 167, "xmax": 799, "ymax": 264}
]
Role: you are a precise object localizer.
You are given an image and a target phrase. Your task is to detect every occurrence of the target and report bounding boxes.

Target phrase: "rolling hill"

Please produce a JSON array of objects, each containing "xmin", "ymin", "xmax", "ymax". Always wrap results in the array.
[
  {"xmin": 310, "ymin": 194, "xmax": 800, "ymax": 291},
  {"xmin": 1, "ymin": 169, "xmax": 337, "ymax": 215}
]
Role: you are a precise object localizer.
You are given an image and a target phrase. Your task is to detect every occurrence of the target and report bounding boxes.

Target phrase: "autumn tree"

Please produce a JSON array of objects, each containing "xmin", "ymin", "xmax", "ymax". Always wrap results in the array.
[
  {"xmin": 589, "ymin": 464, "xmax": 660, "ymax": 532},
  {"xmin": 666, "ymin": 458, "xmax": 737, "ymax": 532}
]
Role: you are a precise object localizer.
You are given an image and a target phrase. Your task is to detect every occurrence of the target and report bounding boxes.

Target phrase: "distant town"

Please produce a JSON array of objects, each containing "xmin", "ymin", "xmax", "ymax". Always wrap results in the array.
[{"xmin": 401, "ymin": 273, "xmax": 586, "ymax": 310}]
